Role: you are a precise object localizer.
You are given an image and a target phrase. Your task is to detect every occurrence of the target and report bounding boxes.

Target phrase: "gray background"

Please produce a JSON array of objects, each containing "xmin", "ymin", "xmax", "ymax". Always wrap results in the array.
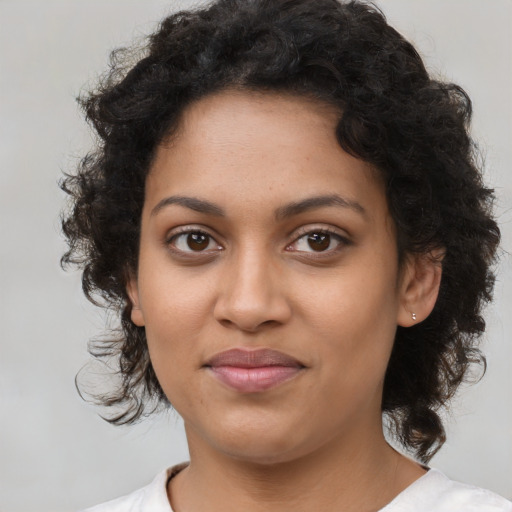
[{"xmin": 0, "ymin": 1, "xmax": 510, "ymax": 510}]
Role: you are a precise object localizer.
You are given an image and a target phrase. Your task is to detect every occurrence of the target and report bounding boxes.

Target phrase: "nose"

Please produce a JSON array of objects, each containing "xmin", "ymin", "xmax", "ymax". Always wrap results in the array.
[{"xmin": 213, "ymin": 248, "xmax": 292, "ymax": 333}]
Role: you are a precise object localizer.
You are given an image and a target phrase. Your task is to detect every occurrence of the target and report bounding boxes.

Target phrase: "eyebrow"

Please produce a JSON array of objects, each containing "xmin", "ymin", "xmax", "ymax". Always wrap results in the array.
[
  {"xmin": 274, "ymin": 194, "xmax": 366, "ymax": 220},
  {"xmin": 150, "ymin": 194, "xmax": 366, "ymax": 220},
  {"xmin": 151, "ymin": 195, "xmax": 225, "ymax": 217}
]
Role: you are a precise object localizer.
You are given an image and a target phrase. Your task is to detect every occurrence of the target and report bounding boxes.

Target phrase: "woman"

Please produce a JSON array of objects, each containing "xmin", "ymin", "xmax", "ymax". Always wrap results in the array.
[{"xmin": 61, "ymin": 0, "xmax": 510, "ymax": 510}]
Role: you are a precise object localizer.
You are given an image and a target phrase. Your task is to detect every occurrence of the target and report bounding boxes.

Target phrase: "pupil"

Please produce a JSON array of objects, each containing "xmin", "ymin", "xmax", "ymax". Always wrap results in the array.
[
  {"xmin": 307, "ymin": 233, "xmax": 330, "ymax": 251},
  {"xmin": 187, "ymin": 233, "xmax": 209, "ymax": 251}
]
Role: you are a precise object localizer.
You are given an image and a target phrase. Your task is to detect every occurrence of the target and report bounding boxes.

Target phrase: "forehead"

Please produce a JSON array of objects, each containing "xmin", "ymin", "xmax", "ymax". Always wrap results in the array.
[
  {"xmin": 168, "ymin": 90, "xmax": 343, "ymax": 165},
  {"xmin": 177, "ymin": 88, "xmax": 341, "ymax": 138},
  {"xmin": 146, "ymin": 89, "xmax": 386, "ymax": 221}
]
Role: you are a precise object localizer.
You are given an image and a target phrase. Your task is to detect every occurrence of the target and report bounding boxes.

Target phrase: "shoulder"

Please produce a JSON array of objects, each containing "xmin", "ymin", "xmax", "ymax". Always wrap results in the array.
[
  {"xmin": 79, "ymin": 483, "xmax": 149, "ymax": 512},
  {"xmin": 78, "ymin": 464, "xmax": 188, "ymax": 512},
  {"xmin": 382, "ymin": 468, "xmax": 512, "ymax": 512}
]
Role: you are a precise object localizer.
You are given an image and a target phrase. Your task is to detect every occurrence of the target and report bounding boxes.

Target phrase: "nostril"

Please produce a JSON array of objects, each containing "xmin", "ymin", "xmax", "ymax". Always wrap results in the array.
[
  {"xmin": 217, "ymin": 316, "xmax": 282, "ymax": 333},
  {"xmin": 212, "ymin": 270, "xmax": 292, "ymax": 331}
]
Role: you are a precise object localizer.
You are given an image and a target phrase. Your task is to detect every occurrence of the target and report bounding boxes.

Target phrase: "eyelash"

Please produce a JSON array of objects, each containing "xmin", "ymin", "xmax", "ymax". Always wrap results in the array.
[
  {"xmin": 165, "ymin": 226, "xmax": 222, "ymax": 257},
  {"xmin": 165, "ymin": 226, "xmax": 351, "ymax": 258},
  {"xmin": 286, "ymin": 227, "xmax": 351, "ymax": 257}
]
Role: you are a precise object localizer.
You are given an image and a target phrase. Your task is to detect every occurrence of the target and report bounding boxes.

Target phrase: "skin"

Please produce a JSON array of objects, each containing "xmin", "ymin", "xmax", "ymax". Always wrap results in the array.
[{"xmin": 128, "ymin": 90, "xmax": 442, "ymax": 512}]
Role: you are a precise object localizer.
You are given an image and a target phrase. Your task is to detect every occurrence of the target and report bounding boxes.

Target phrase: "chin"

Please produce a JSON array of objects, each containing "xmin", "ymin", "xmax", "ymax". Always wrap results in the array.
[
  {"xmin": 220, "ymin": 441, "xmax": 307, "ymax": 466},
  {"xmin": 202, "ymin": 416, "xmax": 321, "ymax": 466}
]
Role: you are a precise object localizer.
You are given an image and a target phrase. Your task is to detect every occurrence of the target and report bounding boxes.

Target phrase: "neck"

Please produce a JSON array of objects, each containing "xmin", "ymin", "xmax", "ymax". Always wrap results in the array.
[{"xmin": 168, "ymin": 420, "xmax": 425, "ymax": 512}]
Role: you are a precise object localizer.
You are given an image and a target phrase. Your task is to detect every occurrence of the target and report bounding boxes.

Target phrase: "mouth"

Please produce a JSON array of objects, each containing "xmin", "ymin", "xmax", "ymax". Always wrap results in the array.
[{"xmin": 203, "ymin": 348, "xmax": 306, "ymax": 393}]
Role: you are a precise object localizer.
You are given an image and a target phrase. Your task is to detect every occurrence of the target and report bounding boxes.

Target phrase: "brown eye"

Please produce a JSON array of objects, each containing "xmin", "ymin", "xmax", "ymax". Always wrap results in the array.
[
  {"xmin": 307, "ymin": 233, "xmax": 331, "ymax": 252},
  {"xmin": 170, "ymin": 230, "xmax": 219, "ymax": 253},
  {"xmin": 187, "ymin": 232, "xmax": 210, "ymax": 251},
  {"xmin": 289, "ymin": 229, "xmax": 348, "ymax": 255}
]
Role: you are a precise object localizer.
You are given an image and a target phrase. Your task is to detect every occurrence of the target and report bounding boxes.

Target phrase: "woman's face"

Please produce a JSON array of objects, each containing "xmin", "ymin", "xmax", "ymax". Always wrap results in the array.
[{"xmin": 129, "ymin": 90, "xmax": 415, "ymax": 464}]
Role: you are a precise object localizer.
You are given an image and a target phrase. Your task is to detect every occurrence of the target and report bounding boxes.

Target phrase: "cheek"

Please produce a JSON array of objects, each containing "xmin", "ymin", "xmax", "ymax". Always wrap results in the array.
[
  {"xmin": 298, "ymin": 263, "xmax": 399, "ymax": 334},
  {"xmin": 139, "ymin": 274, "xmax": 214, "ymax": 385},
  {"xmin": 296, "ymin": 258, "xmax": 399, "ymax": 378},
  {"xmin": 140, "ymin": 263, "xmax": 215, "ymax": 333}
]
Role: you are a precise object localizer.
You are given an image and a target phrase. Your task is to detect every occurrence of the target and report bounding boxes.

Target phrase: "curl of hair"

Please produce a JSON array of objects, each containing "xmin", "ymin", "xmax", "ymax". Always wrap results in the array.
[{"xmin": 61, "ymin": 0, "xmax": 500, "ymax": 462}]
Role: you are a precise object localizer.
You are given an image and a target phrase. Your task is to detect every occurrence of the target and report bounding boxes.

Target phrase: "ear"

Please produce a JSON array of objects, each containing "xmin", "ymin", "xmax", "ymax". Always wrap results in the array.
[
  {"xmin": 126, "ymin": 274, "xmax": 145, "ymax": 327},
  {"xmin": 397, "ymin": 249, "xmax": 444, "ymax": 327}
]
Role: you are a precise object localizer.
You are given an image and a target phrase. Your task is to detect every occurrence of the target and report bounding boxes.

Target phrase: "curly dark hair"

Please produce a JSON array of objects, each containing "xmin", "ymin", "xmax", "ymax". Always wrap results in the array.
[{"xmin": 61, "ymin": 0, "xmax": 500, "ymax": 463}]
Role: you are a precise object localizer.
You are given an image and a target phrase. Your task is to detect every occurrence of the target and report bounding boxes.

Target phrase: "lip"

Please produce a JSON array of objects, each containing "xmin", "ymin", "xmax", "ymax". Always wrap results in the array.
[{"xmin": 204, "ymin": 348, "xmax": 305, "ymax": 393}]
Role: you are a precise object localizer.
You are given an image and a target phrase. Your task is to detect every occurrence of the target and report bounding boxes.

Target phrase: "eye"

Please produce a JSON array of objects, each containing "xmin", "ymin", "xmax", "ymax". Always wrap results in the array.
[
  {"xmin": 288, "ymin": 229, "xmax": 349, "ymax": 254},
  {"xmin": 168, "ymin": 229, "xmax": 221, "ymax": 253}
]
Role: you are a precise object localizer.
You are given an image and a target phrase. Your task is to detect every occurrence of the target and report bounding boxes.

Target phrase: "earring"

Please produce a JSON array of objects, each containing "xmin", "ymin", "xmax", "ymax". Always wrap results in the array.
[{"xmin": 411, "ymin": 312, "xmax": 417, "ymax": 321}]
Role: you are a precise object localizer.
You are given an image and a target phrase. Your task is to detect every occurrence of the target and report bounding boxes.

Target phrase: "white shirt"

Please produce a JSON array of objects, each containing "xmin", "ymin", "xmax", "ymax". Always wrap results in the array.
[{"xmin": 81, "ymin": 464, "xmax": 512, "ymax": 512}]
